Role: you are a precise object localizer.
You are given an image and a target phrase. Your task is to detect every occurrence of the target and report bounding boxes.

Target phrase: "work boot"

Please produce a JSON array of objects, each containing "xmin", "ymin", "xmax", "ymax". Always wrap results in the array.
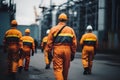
[
  {"xmin": 88, "ymin": 68, "xmax": 92, "ymax": 75},
  {"xmin": 24, "ymin": 68, "xmax": 29, "ymax": 71},
  {"xmin": 83, "ymin": 67, "xmax": 88, "ymax": 75},
  {"xmin": 18, "ymin": 66, "xmax": 23, "ymax": 73},
  {"xmin": 83, "ymin": 70, "xmax": 88, "ymax": 75},
  {"xmin": 45, "ymin": 64, "xmax": 50, "ymax": 69},
  {"xmin": 88, "ymin": 71, "xmax": 91, "ymax": 74},
  {"xmin": 11, "ymin": 72, "xmax": 16, "ymax": 80}
]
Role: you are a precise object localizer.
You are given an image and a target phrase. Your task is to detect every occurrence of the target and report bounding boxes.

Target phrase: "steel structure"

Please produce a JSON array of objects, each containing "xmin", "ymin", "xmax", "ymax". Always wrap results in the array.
[
  {"xmin": 39, "ymin": 0, "xmax": 120, "ymax": 51},
  {"xmin": 0, "ymin": 0, "xmax": 16, "ymax": 46}
]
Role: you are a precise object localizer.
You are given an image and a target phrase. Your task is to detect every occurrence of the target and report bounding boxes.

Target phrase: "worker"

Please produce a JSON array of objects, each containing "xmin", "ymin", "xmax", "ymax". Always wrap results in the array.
[
  {"xmin": 45, "ymin": 13, "xmax": 77, "ymax": 80},
  {"xmin": 3, "ymin": 20, "xmax": 23, "ymax": 80},
  {"xmin": 41, "ymin": 29, "xmax": 52, "ymax": 69},
  {"xmin": 20, "ymin": 28, "xmax": 35, "ymax": 71},
  {"xmin": 80, "ymin": 25, "xmax": 98, "ymax": 75}
]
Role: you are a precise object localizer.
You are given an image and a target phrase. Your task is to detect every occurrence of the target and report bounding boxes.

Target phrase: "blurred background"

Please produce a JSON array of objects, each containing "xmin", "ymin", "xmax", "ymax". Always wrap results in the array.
[{"xmin": 0, "ymin": 0, "xmax": 120, "ymax": 52}]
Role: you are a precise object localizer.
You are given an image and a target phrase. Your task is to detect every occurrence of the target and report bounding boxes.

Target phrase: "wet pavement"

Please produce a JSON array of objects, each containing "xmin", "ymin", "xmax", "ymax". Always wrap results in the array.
[
  {"xmin": 16, "ymin": 66, "xmax": 54, "ymax": 80},
  {"xmin": 0, "ymin": 49, "xmax": 120, "ymax": 80}
]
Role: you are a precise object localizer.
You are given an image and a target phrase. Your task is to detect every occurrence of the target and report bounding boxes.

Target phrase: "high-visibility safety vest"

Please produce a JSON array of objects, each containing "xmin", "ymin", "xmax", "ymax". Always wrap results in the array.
[
  {"xmin": 46, "ymin": 23, "xmax": 77, "ymax": 53},
  {"xmin": 80, "ymin": 32, "xmax": 98, "ymax": 47},
  {"xmin": 53, "ymin": 33, "xmax": 73, "ymax": 44},
  {"xmin": 4, "ymin": 28, "xmax": 22, "ymax": 44},
  {"xmin": 21, "ymin": 36, "xmax": 35, "ymax": 49},
  {"xmin": 83, "ymin": 38, "xmax": 97, "ymax": 46}
]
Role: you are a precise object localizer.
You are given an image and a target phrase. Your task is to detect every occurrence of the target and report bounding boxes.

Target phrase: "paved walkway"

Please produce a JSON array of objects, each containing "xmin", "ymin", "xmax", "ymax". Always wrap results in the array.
[{"xmin": 0, "ymin": 49, "xmax": 120, "ymax": 80}]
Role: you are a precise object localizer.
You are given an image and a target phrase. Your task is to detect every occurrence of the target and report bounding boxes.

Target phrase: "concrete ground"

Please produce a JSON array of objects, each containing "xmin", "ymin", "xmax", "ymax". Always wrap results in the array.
[{"xmin": 0, "ymin": 49, "xmax": 120, "ymax": 80}]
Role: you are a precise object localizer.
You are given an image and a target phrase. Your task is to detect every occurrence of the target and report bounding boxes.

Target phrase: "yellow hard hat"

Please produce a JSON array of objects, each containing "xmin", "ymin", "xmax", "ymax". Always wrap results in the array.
[
  {"xmin": 11, "ymin": 20, "xmax": 18, "ymax": 26},
  {"xmin": 58, "ymin": 13, "xmax": 68, "ymax": 20},
  {"xmin": 25, "ymin": 28, "xmax": 30, "ymax": 33}
]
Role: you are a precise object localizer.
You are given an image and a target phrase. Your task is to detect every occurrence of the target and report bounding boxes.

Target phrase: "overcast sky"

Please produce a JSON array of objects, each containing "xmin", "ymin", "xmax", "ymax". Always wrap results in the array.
[{"xmin": 14, "ymin": 0, "xmax": 67, "ymax": 25}]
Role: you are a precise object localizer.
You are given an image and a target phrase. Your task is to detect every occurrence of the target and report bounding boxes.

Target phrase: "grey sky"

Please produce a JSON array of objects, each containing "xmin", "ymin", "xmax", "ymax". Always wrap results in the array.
[{"xmin": 14, "ymin": 0, "xmax": 67, "ymax": 25}]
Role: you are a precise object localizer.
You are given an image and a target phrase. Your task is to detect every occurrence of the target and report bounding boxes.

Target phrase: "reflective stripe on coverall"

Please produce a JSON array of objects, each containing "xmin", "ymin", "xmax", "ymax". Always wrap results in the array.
[
  {"xmin": 45, "ymin": 22, "xmax": 77, "ymax": 80},
  {"xmin": 20, "ymin": 36, "xmax": 35, "ymax": 70},
  {"xmin": 4, "ymin": 28, "xmax": 22, "ymax": 72},
  {"xmin": 80, "ymin": 32, "xmax": 98, "ymax": 71},
  {"xmin": 41, "ymin": 36, "xmax": 51, "ymax": 65}
]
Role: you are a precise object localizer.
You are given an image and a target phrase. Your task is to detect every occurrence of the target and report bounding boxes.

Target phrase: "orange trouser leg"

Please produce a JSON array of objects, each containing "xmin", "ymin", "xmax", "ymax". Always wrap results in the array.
[
  {"xmin": 82, "ymin": 48, "xmax": 94, "ymax": 70},
  {"xmin": 63, "ymin": 47, "xmax": 70, "ymax": 80},
  {"xmin": 88, "ymin": 52, "xmax": 94, "ymax": 71},
  {"xmin": 62, "ymin": 57, "xmax": 70, "ymax": 80},
  {"xmin": 53, "ymin": 46, "xmax": 71, "ymax": 80},
  {"xmin": 44, "ymin": 50, "xmax": 49, "ymax": 64},
  {"xmin": 18, "ymin": 58, "xmax": 23, "ymax": 67},
  {"xmin": 53, "ymin": 52, "xmax": 63, "ymax": 80},
  {"xmin": 8, "ymin": 56, "xmax": 12, "ymax": 72},
  {"xmin": 8, "ymin": 53, "xmax": 19, "ymax": 73},
  {"xmin": 82, "ymin": 48, "xmax": 88, "ymax": 68},
  {"xmin": 12, "ymin": 61, "xmax": 18, "ymax": 73},
  {"xmin": 24, "ymin": 56, "xmax": 30, "ymax": 70}
]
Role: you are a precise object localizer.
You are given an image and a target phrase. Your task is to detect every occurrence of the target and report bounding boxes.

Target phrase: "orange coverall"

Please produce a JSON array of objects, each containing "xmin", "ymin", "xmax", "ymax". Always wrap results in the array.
[
  {"xmin": 80, "ymin": 32, "xmax": 98, "ymax": 73},
  {"xmin": 45, "ymin": 22, "xmax": 77, "ymax": 80},
  {"xmin": 41, "ymin": 36, "xmax": 52, "ymax": 66},
  {"xmin": 20, "ymin": 35, "xmax": 35, "ymax": 70},
  {"xmin": 4, "ymin": 28, "xmax": 22, "ymax": 73}
]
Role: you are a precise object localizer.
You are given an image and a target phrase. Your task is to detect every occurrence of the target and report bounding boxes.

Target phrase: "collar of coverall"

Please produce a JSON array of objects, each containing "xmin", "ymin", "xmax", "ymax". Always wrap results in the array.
[
  {"xmin": 58, "ymin": 22, "xmax": 66, "ymax": 26},
  {"xmin": 11, "ymin": 27, "xmax": 17, "ymax": 29}
]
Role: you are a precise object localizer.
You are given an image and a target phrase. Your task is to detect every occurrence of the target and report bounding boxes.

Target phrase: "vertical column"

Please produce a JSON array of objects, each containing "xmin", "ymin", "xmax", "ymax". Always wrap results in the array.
[
  {"xmin": 97, "ymin": 0, "xmax": 106, "ymax": 49},
  {"xmin": 85, "ymin": 2, "xmax": 88, "ymax": 27},
  {"xmin": 98, "ymin": 0, "xmax": 105, "ymax": 31},
  {"xmin": 52, "ymin": 10, "xmax": 57, "ymax": 27},
  {"xmin": 112, "ymin": 0, "xmax": 116, "ymax": 31}
]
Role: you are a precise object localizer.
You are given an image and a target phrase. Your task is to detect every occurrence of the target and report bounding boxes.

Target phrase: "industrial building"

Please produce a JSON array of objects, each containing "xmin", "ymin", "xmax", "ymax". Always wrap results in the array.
[
  {"xmin": 0, "ymin": 0, "xmax": 39, "ymax": 47},
  {"xmin": 0, "ymin": 0, "xmax": 119, "ymax": 52},
  {"xmin": 17, "ymin": 24, "xmax": 39, "ymax": 43},
  {"xmin": 39, "ymin": 0, "xmax": 120, "ymax": 51},
  {"xmin": 0, "ymin": 0, "xmax": 16, "ymax": 46}
]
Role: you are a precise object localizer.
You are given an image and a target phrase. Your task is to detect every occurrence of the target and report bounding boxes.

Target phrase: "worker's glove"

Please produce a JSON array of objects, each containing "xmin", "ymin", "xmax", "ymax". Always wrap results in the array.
[
  {"xmin": 71, "ymin": 53, "xmax": 75, "ymax": 61},
  {"xmin": 32, "ymin": 50, "xmax": 34, "ymax": 56},
  {"xmin": 41, "ymin": 49, "xmax": 43, "ymax": 52}
]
